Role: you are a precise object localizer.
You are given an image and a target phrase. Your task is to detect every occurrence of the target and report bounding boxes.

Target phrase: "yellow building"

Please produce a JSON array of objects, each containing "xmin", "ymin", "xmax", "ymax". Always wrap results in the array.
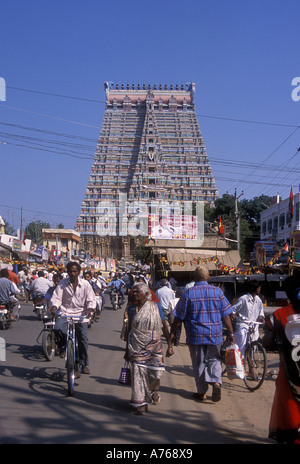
[
  {"xmin": 0, "ymin": 216, "xmax": 5, "ymax": 234},
  {"xmin": 42, "ymin": 229, "xmax": 81, "ymax": 260}
]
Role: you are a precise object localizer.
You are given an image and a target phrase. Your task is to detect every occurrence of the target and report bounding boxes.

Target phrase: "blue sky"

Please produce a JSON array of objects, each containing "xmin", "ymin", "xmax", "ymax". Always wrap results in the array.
[{"xmin": 1, "ymin": 0, "xmax": 300, "ymax": 231}]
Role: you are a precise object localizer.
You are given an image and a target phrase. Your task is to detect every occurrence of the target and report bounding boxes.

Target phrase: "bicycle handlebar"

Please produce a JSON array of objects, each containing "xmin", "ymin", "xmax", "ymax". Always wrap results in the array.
[
  {"xmin": 236, "ymin": 315, "xmax": 263, "ymax": 325},
  {"xmin": 58, "ymin": 315, "xmax": 90, "ymax": 323}
]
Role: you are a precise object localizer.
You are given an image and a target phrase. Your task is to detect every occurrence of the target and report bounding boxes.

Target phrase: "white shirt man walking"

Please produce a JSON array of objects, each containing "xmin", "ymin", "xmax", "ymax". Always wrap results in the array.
[{"xmin": 155, "ymin": 278, "xmax": 175, "ymax": 319}]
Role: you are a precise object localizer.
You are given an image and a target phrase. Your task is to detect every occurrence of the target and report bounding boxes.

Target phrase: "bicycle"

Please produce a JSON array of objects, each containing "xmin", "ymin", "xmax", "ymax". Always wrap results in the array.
[
  {"xmin": 221, "ymin": 317, "xmax": 267, "ymax": 391},
  {"xmin": 243, "ymin": 320, "xmax": 267, "ymax": 391},
  {"xmin": 241, "ymin": 318, "xmax": 267, "ymax": 391},
  {"xmin": 63, "ymin": 315, "xmax": 89, "ymax": 396}
]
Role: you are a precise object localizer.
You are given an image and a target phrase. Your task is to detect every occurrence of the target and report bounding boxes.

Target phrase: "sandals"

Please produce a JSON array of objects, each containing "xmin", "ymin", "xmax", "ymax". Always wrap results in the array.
[
  {"xmin": 193, "ymin": 392, "xmax": 207, "ymax": 401},
  {"xmin": 133, "ymin": 404, "xmax": 148, "ymax": 415},
  {"xmin": 132, "ymin": 392, "xmax": 161, "ymax": 414},
  {"xmin": 211, "ymin": 384, "xmax": 221, "ymax": 402},
  {"xmin": 151, "ymin": 391, "xmax": 161, "ymax": 405}
]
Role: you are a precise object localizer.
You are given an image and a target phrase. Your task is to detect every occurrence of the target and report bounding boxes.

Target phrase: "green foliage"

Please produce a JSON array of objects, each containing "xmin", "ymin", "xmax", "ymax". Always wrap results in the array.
[
  {"xmin": 134, "ymin": 237, "xmax": 150, "ymax": 263},
  {"xmin": 24, "ymin": 220, "xmax": 51, "ymax": 245},
  {"xmin": 205, "ymin": 194, "xmax": 273, "ymax": 260},
  {"xmin": 3, "ymin": 218, "xmax": 16, "ymax": 236}
]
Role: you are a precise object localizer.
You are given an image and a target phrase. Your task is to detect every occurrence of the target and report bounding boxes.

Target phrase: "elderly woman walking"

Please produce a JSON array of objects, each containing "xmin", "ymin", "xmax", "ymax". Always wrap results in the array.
[{"xmin": 125, "ymin": 282, "xmax": 174, "ymax": 415}]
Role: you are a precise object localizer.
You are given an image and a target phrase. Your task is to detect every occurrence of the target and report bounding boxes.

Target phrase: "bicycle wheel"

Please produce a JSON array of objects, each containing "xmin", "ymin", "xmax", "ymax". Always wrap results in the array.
[
  {"xmin": 42, "ymin": 330, "xmax": 55, "ymax": 361},
  {"xmin": 243, "ymin": 341, "xmax": 267, "ymax": 391},
  {"xmin": 66, "ymin": 339, "xmax": 75, "ymax": 396}
]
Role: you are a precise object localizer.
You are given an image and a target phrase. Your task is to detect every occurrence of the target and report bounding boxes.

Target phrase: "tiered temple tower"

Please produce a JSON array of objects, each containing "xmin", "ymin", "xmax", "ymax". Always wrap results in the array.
[{"xmin": 76, "ymin": 82, "xmax": 219, "ymax": 260}]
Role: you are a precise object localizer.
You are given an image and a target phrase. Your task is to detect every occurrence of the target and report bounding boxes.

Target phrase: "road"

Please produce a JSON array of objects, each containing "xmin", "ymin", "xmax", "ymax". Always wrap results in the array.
[{"xmin": 0, "ymin": 298, "xmax": 278, "ymax": 445}]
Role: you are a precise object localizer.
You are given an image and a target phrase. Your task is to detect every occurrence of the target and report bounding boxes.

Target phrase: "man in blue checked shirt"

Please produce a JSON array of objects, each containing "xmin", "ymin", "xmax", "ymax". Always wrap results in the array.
[{"xmin": 170, "ymin": 266, "xmax": 234, "ymax": 402}]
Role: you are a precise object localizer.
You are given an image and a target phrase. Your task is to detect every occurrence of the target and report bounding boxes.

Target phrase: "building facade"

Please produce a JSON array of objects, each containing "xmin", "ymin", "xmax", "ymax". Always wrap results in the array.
[
  {"xmin": 260, "ymin": 192, "xmax": 300, "ymax": 243},
  {"xmin": 76, "ymin": 82, "xmax": 219, "ymax": 260},
  {"xmin": 42, "ymin": 229, "xmax": 81, "ymax": 261}
]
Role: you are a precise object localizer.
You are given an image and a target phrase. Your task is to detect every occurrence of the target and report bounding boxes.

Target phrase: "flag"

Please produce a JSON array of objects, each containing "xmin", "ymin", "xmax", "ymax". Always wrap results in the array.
[
  {"xmin": 283, "ymin": 243, "xmax": 289, "ymax": 252},
  {"xmin": 218, "ymin": 217, "xmax": 225, "ymax": 235},
  {"xmin": 289, "ymin": 187, "xmax": 294, "ymax": 219},
  {"xmin": 22, "ymin": 233, "xmax": 26, "ymax": 245}
]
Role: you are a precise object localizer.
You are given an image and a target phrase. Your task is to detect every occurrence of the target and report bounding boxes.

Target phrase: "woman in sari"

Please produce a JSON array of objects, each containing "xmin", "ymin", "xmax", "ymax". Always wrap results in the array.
[
  {"xmin": 125, "ymin": 282, "xmax": 174, "ymax": 415},
  {"xmin": 263, "ymin": 274, "xmax": 300, "ymax": 444}
]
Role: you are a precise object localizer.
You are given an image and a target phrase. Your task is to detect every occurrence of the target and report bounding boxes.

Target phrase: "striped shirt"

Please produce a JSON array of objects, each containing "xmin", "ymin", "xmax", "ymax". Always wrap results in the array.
[{"xmin": 174, "ymin": 281, "xmax": 233, "ymax": 345}]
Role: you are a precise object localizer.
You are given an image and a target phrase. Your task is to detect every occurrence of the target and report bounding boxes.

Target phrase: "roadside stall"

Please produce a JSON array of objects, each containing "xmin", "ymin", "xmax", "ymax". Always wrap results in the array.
[{"xmin": 146, "ymin": 235, "xmax": 243, "ymax": 288}]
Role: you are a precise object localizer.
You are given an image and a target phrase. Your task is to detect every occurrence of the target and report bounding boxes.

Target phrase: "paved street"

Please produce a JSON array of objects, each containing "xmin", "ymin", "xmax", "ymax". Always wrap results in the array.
[{"xmin": 0, "ymin": 298, "xmax": 278, "ymax": 445}]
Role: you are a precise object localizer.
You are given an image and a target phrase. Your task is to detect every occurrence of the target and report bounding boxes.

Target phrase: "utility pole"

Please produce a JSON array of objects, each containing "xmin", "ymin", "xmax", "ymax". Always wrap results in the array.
[
  {"xmin": 234, "ymin": 189, "xmax": 244, "ymax": 255},
  {"xmin": 56, "ymin": 234, "xmax": 59, "ymax": 262},
  {"xmin": 20, "ymin": 206, "xmax": 23, "ymax": 244}
]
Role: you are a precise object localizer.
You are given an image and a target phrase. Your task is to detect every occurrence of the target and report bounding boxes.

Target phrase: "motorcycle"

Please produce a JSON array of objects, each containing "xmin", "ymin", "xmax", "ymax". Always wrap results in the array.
[
  {"xmin": 110, "ymin": 287, "xmax": 123, "ymax": 311},
  {"xmin": 37, "ymin": 312, "xmax": 58, "ymax": 361},
  {"xmin": 0, "ymin": 302, "xmax": 12, "ymax": 330},
  {"xmin": 32, "ymin": 292, "xmax": 47, "ymax": 320}
]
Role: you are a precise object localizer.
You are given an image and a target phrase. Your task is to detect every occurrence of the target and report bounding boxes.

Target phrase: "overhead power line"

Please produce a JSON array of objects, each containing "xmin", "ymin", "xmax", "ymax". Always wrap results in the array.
[
  {"xmin": 2, "ymin": 84, "xmax": 300, "ymax": 200},
  {"xmin": 0, "ymin": 104, "xmax": 100, "ymax": 128},
  {"xmin": 7, "ymin": 85, "xmax": 105, "ymax": 104},
  {"xmin": 6, "ymin": 85, "xmax": 300, "ymax": 129}
]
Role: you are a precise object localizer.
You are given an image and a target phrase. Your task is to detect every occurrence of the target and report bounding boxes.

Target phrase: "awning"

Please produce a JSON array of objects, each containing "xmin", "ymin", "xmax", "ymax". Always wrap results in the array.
[
  {"xmin": 161, "ymin": 248, "xmax": 243, "ymax": 272},
  {"xmin": 0, "ymin": 243, "xmax": 11, "ymax": 259}
]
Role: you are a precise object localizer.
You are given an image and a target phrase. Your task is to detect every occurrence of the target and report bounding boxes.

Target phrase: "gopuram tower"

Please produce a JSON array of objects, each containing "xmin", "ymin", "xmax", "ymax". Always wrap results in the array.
[{"xmin": 76, "ymin": 82, "xmax": 219, "ymax": 261}]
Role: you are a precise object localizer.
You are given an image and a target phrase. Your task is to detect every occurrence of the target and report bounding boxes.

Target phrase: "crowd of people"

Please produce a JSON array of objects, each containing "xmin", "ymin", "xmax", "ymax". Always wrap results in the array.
[
  {"xmin": 0, "ymin": 260, "xmax": 299, "ymax": 444},
  {"xmin": 121, "ymin": 266, "xmax": 300, "ymax": 445}
]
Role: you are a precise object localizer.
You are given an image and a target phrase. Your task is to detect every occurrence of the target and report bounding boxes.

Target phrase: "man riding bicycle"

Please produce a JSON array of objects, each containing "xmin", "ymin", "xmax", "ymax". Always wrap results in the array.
[
  {"xmin": 232, "ymin": 280, "xmax": 265, "ymax": 357},
  {"xmin": 51, "ymin": 262, "xmax": 96, "ymax": 375}
]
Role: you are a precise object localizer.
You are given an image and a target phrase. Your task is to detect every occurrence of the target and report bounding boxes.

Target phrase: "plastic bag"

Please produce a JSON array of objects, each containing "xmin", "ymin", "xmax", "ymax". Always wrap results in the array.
[{"xmin": 224, "ymin": 343, "xmax": 245, "ymax": 380}]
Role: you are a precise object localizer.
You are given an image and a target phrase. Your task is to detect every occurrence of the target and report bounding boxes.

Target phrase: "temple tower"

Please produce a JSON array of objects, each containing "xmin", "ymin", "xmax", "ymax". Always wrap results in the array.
[{"xmin": 76, "ymin": 82, "xmax": 219, "ymax": 260}]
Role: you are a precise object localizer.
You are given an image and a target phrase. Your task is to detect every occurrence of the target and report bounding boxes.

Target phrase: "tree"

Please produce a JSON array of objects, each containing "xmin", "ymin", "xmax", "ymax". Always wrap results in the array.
[
  {"xmin": 24, "ymin": 220, "xmax": 50, "ymax": 245},
  {"xmin": 205, "ymin": 194, "xmax": 235, "ymax": 223},
  {"xmin": 204, "ymin": 194, "xmax": 273, "ymax": 260},
  {"xmin": 239, "ymin": 195, "xmax": 272, "ymax": 258},
  {"xmin": 134, "ymin": 237, "xmax": 151, "ymax": 263},
  {"xmin": 204, "ymin": 194, "xmax": 237, "ymax": 241},
  {"xmin": 3, "ymin": 218, "xmax": 16, "ymax": 236}
]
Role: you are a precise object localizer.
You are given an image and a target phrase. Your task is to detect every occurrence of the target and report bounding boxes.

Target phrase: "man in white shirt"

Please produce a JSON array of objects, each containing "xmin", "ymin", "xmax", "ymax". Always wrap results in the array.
[
  {"xmin": 51, "ymin": 262, "xmax": 96, "ymax": 374},
  {"xmin": 155, "ymin": 278, "xmax": 175, "ymax": 319},
  {"xmin": 96, "ymin": 271, "xmax": 107, "ymax": 289},
  {"xmin": 30, "ymin": 270, "xmax": 52, "ymax": 301},
  {"xmin": 232, "ymin": 281, "xmax": 265, "ymax": 357}
]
